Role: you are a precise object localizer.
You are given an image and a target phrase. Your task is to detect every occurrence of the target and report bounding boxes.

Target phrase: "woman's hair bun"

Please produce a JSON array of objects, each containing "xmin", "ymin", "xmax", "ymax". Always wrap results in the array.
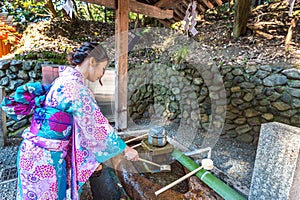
[{"xmin": 67, "ymin": 42, "xmax": 108, "ymax": 66}]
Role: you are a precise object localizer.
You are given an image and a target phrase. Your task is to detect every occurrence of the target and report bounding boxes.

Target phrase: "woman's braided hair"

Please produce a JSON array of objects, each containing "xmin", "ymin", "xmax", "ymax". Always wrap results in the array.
[{"xmin": 67, "ymin": 42, "xmax": 108, "ymax": 66}]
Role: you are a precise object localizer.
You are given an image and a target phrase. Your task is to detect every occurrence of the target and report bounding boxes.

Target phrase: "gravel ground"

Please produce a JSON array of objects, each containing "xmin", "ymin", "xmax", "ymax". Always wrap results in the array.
[
  {"xmin": 212, "ymin": 137, "xmax": 256, "ymax": 196},
  {"xmin": 0, "ymin": 139, "xmax": 20, "ymax": 200}
]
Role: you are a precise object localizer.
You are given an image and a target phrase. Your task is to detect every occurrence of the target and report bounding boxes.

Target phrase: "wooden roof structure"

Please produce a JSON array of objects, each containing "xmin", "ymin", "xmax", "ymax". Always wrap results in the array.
[
  {"xmin": 83, "ymin": 0, "xmax": 225, "ymax": 25},
  {"xmin": 79, "ymin": 0, "xmax": 225, "ymax": 130}
]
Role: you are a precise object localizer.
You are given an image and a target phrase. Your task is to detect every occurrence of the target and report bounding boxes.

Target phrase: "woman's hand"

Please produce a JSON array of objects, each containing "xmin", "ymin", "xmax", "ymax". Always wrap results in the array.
[
  {"xmin": 95, "ymin": 164, "xmax": 102, "ymax": 171},
  {"xmin": 124, "ymin": 146, "xmax": 139, "ymax": 161}
]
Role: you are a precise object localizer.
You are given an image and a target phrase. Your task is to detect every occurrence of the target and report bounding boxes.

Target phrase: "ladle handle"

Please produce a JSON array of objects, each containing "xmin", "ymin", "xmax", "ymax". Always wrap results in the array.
[
  {"xmin": 138, "ymin": 158, "xmax": 161, "ymax": 167},
  {"xmin": 130, "ymin": 143, "xmax": 142, "ymax": 149},
  {"xmin": 125, "ymin": 133, "xmax": 149, "ymax": 144},
  {"xmin": 155, "ymin": 166, "xmax": 204, "ymax": 196}
]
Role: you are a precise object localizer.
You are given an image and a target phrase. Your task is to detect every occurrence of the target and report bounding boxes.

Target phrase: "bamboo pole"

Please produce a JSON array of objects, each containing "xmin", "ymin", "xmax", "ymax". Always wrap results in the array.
[{"xmin": 171, "ymin": 149, "xmax": 247, "ymax": 200}]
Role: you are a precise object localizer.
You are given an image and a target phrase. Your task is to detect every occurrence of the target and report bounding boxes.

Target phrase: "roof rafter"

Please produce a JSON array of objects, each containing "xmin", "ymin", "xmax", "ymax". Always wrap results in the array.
[
  {"xmin": 202, "ymin": 0, "xmax": 214, "ymax": 9},
  {"xmin": 215, "ymin": 0, "xmax": 223, "ymax": 6},
  {"xmin": 154, "ymin": 0, "xmax": 184, "ymax": 9},
  {"xmin": 81, "ymin": 0, "xmax": 173, "ymax": 19}
]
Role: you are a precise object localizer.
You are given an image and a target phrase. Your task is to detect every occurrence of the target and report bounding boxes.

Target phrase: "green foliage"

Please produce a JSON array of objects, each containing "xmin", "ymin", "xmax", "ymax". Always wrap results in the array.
[
  {"xmin": 2, "ymin": 0, "xmax": 51, "ymax": 23},
  {"xmin": 129, "ymin": 12, "xmax": 144, "ymax": 22},
  {"xmin": 172, "ymin": 46, "xmax": 189, "ymax": 64},
  {"xmin": 1, "ymin": 0, "xmax": 115, "ymax": 24},
  {"xmin": 1, "ymin": 0, "xmax": 161, "ymax": 31},
  {"xmin": 292, "ymin": 9, "xmax": 300, "ymax": 16},
  {"xmin": 14, "ymin": 51, "xmax": 68, "ymax": 64},
  {"xmin": 170, "ymin": 22, "xmax": 182, "ymax": 30},
  {"xmin": 75, "ymin": 2, "xmax": 111, "ymax": 22}
]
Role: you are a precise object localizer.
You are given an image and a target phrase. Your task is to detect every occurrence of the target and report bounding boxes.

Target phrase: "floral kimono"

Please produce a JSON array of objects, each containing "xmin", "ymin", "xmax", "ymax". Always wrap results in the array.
[{"xmin": 2, "ymin": 66, "xmax": 126, "ymax": 200}]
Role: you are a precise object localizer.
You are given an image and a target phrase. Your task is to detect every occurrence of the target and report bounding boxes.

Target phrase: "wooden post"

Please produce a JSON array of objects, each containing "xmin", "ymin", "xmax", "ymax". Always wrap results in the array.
[
  {"xmin": 115, "ymin": 0, "xmax": 129, "ymax": 131},
  {"xmin": 0, "ymin": 86, "xmax": 7, "ymax": 147}
]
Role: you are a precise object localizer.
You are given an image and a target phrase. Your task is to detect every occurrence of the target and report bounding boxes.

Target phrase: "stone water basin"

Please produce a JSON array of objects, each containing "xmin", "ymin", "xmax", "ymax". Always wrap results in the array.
[{"xmin": 90, "ymin": 140, "xmax": 223, "ymax": 200}]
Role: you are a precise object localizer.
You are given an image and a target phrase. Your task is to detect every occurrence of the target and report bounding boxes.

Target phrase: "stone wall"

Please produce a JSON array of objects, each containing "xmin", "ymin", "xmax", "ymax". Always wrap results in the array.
[
  {"xmin": 222, "ymin": 65, "xmax": 300, "ymax": 143},
  {"xmin": 128, "ymin": 63, "xmax": 300, "ymax": 144},
  {"xmin": 0, "ymin": 60, "xmax": 44, "ymax": 136},
  {"xmin": 1, "ymin": 59, "xmax": 300, "ymax": 144}
]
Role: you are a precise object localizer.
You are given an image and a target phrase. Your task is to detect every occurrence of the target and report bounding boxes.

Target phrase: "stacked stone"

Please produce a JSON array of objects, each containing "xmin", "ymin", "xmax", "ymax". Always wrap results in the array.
[
  {"xmin": 0, "ymin": 60, "xmax": 43, "ymax": 135},
  {"xmin": 128, "ymin": 63, "xmax": 207, "ymax": 132},
  {"xmin": 128, "ymin": 63, "xmax": 300, "ymax": 144},
  {"xmin": 222, "ymin": 65, "xmax": 300, "ymax": 143},
  {"xmin": 128, "ymin": 62, "xmax": 227, "ymax": 147},
  {"xmin": 1, "ymin": 59, "xmax": 300, "ymax": 145}
]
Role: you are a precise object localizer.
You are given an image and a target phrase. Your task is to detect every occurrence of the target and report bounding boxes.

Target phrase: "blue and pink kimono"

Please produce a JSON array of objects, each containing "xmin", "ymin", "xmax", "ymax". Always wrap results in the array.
[{"xmin": 1, "ymin": 66, "xmax": 126, "ymax": 200}]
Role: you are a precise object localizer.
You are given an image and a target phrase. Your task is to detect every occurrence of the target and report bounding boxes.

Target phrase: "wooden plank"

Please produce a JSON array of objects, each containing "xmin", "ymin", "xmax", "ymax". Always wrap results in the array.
[
  {"xmin": 197, "ymin": 3, "xmax": 206, "ymax": 13},
  {"xmin": 173, "ymin": 10, "xmax": 184, "ymax": 20},
  {"xmin": 181, "ymin": 0, "xmax": 190, "ymax": 8},
  {"xmin": 115, "ymin": 0, "xmax": 129, "ymax": 131},
  {"xmin": 174, "ymin": 1, "xmax": 188, "ymax": 19},
  {"xmin": 0, "ymin": 86, "xmax": 7, "ymax": 147},
  {"xmin": 173, "ymin": 6, "xmax": 185, "ymax": 20},
  {"xmin": 130, "ymin": 0, "xmax": 173, "ymax": 19},
  {"xmin": 81, "ymin": 0, "xmax": 173, "ymax": 19},
  {"xmin": 202, "ymin": 0, "xmax": 214, "ymax": 9},
  {"xmin": 214, "ymin": 0, "xmax": 223, "ymax": 6},
  {"xmin": 154, "ymin": 0, "xmax": 183, "ymax": 9},
  {"xmin": 80, "ymin": 0, "xmax": 116, "ymax": 9}
]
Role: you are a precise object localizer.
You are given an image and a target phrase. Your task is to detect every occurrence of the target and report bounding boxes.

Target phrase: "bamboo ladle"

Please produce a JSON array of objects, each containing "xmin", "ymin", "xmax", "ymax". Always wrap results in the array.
[{"xmin": 138, "ymin": 158, "xmax": 171, "ymax": 172}]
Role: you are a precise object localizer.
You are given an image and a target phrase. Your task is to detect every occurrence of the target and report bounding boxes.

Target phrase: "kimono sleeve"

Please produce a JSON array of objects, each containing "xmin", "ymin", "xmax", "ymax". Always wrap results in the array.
[{"xmin": 72, "ymin": 85, "xmax": 126, "ymax": 163}]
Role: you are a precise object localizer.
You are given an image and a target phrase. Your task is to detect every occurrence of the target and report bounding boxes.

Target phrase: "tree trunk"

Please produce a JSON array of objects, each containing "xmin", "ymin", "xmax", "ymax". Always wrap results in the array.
[
  {"xmin": 45, "ymin": 0, "xmax": 57, "ymax": 18},
  {"xmin": 233, "ymin": 0, "xmax": 251, "ymax": 37}
]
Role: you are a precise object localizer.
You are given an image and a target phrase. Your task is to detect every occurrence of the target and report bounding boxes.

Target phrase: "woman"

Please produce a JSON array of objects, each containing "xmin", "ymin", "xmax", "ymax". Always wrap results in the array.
[{"xmin": 1, "ymin": 42, "xmax": 139, "ymax": 200}]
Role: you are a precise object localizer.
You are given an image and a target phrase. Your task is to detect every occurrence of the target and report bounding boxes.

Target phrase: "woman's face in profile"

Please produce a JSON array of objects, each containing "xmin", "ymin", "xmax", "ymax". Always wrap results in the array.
[{"xmin": 87, "ymin": 60, "xmax": 108, "ymax": 84}]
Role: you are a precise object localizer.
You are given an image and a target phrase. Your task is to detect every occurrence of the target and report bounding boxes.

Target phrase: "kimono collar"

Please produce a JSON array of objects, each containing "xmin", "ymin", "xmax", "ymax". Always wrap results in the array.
[{"xmin": 58, "ymin": 66, "xmax": 85, "ymax": 85}]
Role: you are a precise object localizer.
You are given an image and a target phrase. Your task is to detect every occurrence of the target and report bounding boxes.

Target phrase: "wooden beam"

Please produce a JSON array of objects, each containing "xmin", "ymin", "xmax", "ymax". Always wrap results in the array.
[
  {"xmin": 173, "ymin": 2, "xmax": 186, "ymax": 20},
  {"xmin": 181, "ymin": 0, "xmax": 190, "ymax": 9},
  {"xmin": 154, "ymin": 0, "xmax": 183, "ymax": 9},
  {"xmin": 81, "ymin": 0, "xmax": 115, "ymax": 9},
  {"xmin": 214, "ymin": 0, "xmax": 223, "ymax": 6},
  {"xmin": 173, "ymin": 8, "xmax": 185, "ymax": 20},
  {"xmin": 197, "ymin": 3, "xmax": 206, "ymax": 13},
  {"xmin": 115, "ymin": 0, "xmax": 129, "ymax": 130},
  {"xmin": 172, "ymin": 15, "xmax": 183, "ymax": 22},
  {"xmin": 81, "ymin": 0, "xmax": 173, "ymax": 19},
  {"xmin": 0, "ymin": 86, "xmax": 7, "ymax": 147},
  {"xmin": 202, "ymin": 0, "xmax": 214, "ymax": 9},
  {"xmin": 130, "ymin": 0, "xmax": 173, "ymax": 19}
]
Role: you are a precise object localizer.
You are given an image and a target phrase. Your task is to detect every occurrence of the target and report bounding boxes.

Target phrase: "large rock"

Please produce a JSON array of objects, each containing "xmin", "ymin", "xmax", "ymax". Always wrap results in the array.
[
  {"xmin": 282, "ymin": 68, "xmax": 300, "ymax": 80},
  {"xmin": 0, "ymin": 60, "xmax": 11, "ymax": 70},
  {"xmin": 249, "ymin": 122, "xmax": 300, "ymax": 200},
  {"xmin": 263, "ymin": 74, "xmax": 288, "ymax": 86}
]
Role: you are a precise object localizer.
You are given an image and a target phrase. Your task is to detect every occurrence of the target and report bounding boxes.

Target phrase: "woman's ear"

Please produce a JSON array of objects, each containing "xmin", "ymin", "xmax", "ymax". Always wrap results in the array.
[{"xmin": 89, "ymin": 57, "xmax": 96, "ymax": 67}]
